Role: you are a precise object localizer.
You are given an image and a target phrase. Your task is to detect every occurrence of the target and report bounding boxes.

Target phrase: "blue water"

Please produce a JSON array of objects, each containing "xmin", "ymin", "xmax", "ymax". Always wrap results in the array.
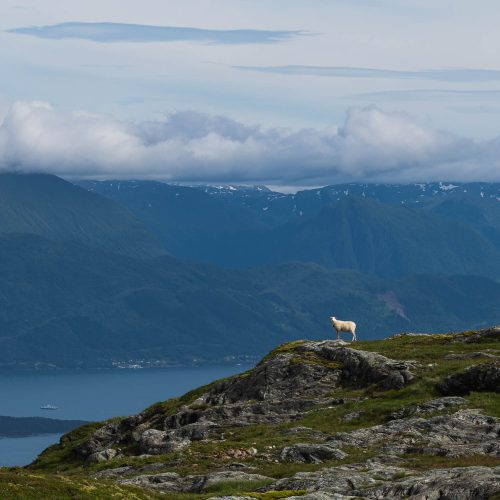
[{"xmin": 0, "ymin": 365, "xmax": 250, "ymax": 466}]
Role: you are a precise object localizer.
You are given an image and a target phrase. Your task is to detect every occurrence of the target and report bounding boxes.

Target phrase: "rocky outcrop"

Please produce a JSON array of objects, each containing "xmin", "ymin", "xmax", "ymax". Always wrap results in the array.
[
  {"xmin": 328, "ymin": 409, "xmax": 500, "ymax": 458},
  {"xmin": 280, "ymin": 443, "xmax": 347, "ymax": 464},
  {"xmin": 370, "ymin": 466, "xmax": 500, "ymax": 499},
  {"xmin": 207, "ymin": 341, "xmax": 415, "ymax": 405},
  {"xmin": 460, "ymin": 326, "xmax": 500, "ymax": 343},
  {"xmin": 301, "ymin": 342, "xmax": 416, "ymax": 390},
  {"xmin": 164, "ymin": 398, "xmax": 317, "ymax": 428},
  {"xmin": 444, "ymin": 351, "xmax": 498, "ymax": 360},
  {"xmin": 139, "ymin": 429, "xmax": 190, "ymax": 455},
  {"xmin": 85, "ymin": 448, "xmax": 119, "ymax": 465},
  {"xmin": 388, "ymin": 396, "xmax": 466, "ymax": 420},
  {"xmin": 70, "ymin": 340, "xmax": 416, "ymax": 464},
  {"xmin": 260, "ymin": 463, "xmax": 500, "ymax": 499},
  {"xmin": 118, "ymin": 470, "xmax": 271, "ymax": 494},
  {"xmin": 259, "ymin": 458, "xmax": 410, "ymax": 496},
  {"xmin": 94, "ymin": 462, "xmax": 167, "ymax": 479},
  {"xmin": 438, "ymin": 361, "xmax": 500, "ymax": 395}
]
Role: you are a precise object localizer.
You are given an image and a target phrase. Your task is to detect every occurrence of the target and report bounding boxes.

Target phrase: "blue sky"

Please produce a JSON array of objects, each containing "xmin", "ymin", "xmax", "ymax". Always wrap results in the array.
[{"xmin": 1, "ymin": 0, "xmax": 500, "ymax": 186}]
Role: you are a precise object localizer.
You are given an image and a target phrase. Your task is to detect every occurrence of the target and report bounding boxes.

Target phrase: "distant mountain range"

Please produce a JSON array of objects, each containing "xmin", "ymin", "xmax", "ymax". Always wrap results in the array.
[
  {"xmin": 0, "ymin": 173, "xmax": 497, "ymax": 369},
  {"xmin": 79, "ymin": 180, "xmax": 500, "ymax": 277},
  {"xmin": 0, "ymin": 174, "xmax": 165, "ymax": 259}
]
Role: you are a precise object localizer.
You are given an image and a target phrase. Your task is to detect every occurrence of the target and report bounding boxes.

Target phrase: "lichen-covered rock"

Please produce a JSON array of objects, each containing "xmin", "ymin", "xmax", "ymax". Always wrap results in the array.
[
  {"xmin": 207, "ymin": 341, "xmax": 415, "ymax": 405},
  {"xmin": 460, "ymin": 326, "xmax": 500, "ymax": 343},
  {"xmin": 388, "ymin": 396, "xmax": 466, "ymax": 420},
  {"xmin": 437, "ymin": 361, "xmax": 500, "ymax": 395},
  {"xmin": 85, "ymin": 448, "xmax": 119, "ymax": 465},
  {"xmin": 260, "ymin": 462, "xmax": 500, "ymax": 499},
  {"xmin": 118, "ymin": 470, "xmax": 271, "ymax": 493},
  {"xmin": 207, "ymin": 497, "xmax": 255, "ymax": 500},
  {"xmin": 94, "ymin": 462, "xmax": 167, "ymax": 479},
  {"xmin": 165, "ymin": 398, "xmax": 317, "ymax": 428},
  {"xmin": 66, "ymin": 340, "xmax": 418, "ymax": 464},
  {"xmin": 139, "ymin": 429, "xmax": 190, "ymax": 455},
  {"xmin": 302, "ymin": 343, "xmax": 416, "ymax": 389},
  {"xmin": 328, "ymin": 409, "xmax": 500, "ymax": 458},
  {"xmin": 74, "ymin": 417, "xmax": 142, "ymax": 460},
  {"xmin": 444, "ymin": 351, "xmax": 498, "ymax": 360},
  {"xmin": 261, "ymin": 460, "xmax": 409, "ymax": 495},
  {"xmin": 206, "ymin": 349, "xmax": 342, "ymax": 404},
  {"xmin": 370, "ymin": 465, "xmax": 500, "ymax": 499},
  {"xmin": 281, "ymin": 443, "xmax": 347, "ymax": 464}
]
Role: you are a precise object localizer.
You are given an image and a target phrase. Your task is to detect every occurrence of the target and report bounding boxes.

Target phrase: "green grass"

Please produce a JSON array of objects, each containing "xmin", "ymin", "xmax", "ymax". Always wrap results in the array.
[
  {"xmin": 258, "ymin": 340, "xmax": 307, "ymax": 364},
  {"xmin": 0, "ymin": 469, "xmax": 162, "ymax": 499},
  {"xmin": 289, "ymin": 350, "xmax": 343, "ymax": 370},
  {"xmin": 402, "ymin": 453, "xmax": 500, "ymax": 471},
  {"xmin": 30, "ymin": 422, "xmax": 108, "ymax": 472},
  {"xmin": 465, "ymin": 392, "xmax": 500, "ymax": 418},
  {"xmin": 354, "ymin": 332, "xmax": 499, "ymax": 363},
  {"xmin": 204, "ymin": 479, "xmax": 273, "ymax": 495}
]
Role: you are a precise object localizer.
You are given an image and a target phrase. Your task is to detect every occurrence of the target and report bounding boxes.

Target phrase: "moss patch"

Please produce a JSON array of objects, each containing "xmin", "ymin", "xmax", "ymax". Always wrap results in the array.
[
  {"xmin": 403, "ymin": 453, "xmax": 500, "ymax": 471},
  {"xmin": 289, "ymin": 350, "xmax": 343, "ymax": 370},
  {"xmin": 258, "ymin": 340, "xmax": 307, "ymax": 364},
  {"xmin": 0, "ymin": 469, "xmax": 162, "ymax": 499}
]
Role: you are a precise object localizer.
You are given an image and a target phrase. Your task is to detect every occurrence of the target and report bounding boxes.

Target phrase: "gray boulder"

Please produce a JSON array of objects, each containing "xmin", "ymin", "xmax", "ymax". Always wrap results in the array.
[
  {"xmin": 85, "ymin": 448, "xmax": 118, "ymax": 465},
  {"xmin": 139, "ymin": 429, "xmax": 190, "ymax": 455},
  {"xmin": 119, "ymin": 470, "xmax": 271, "ymax": 493},
  {"xmin": 260, "ymin": 462, "xmax": 500, "ymax": 499},
  {"xmin": 437, "ymin": 361, "xmax": 500, "ymax": 396},
  {"xmin": 207, "ymin": 341, "xmax": 415, "ymax": 406},
  {"xmin": 371, "ymin": 465, "xmax": 500, "ymax": 499},
  {"xmin": 328, "ymin": 409, "xmax": 500, "ymax": 458},
  {"xmin": 281, "ymin": 443, "xmax": 347, "ymax": 464}
]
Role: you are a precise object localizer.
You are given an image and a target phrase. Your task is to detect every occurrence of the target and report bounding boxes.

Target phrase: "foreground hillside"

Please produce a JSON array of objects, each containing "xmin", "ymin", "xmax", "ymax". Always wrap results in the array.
[{"xmin": 4, "ymin": 327, "xmax": 498, "ymax": 499}]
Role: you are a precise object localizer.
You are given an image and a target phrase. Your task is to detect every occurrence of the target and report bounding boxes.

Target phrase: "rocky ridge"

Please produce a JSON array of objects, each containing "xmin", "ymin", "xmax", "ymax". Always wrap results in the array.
[{"xmin": 29, "ymin": 328, "xmax": 500, "ymax": 499}]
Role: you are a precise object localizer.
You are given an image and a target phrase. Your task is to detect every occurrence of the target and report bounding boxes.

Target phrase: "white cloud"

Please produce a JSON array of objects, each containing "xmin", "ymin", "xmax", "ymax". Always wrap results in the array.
[{"xmin": 0, "ymin": 101, "xmax": 499, "ymax": 185}]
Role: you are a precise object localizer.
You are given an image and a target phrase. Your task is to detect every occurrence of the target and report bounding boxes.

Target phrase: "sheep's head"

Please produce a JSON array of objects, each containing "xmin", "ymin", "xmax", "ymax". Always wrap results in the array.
[{"xmin": 330, "ymin": 316, "xmax": 336, "ymax": 322}]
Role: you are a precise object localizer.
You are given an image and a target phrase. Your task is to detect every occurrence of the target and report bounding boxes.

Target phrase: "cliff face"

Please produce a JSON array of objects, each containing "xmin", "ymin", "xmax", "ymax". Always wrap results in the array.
[{"xmin": 25, "ymin": 327, "xmax": 500, "ymax": 499}]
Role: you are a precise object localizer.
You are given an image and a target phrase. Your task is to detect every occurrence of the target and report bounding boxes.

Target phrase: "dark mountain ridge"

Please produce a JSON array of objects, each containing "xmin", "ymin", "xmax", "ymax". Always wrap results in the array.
[
  {"xmin": 79, "ymin": 179, "xmax": 500, "ymax": 277},
  {"xmin": 0, "ymin": 173, "xmax": 165, "ymax": 259}
]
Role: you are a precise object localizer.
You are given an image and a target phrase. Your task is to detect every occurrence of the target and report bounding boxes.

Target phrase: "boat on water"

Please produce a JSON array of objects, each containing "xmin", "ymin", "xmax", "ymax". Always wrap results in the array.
[{"xmin": 40, "ymin": 404, "xmax": 58, "ymax": 410}]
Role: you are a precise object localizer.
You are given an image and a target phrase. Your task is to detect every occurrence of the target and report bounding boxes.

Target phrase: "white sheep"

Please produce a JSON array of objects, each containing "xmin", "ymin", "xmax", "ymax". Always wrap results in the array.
[{"xmin": 330, "ymin": 316, "xmax": 357, "ymax": 342}]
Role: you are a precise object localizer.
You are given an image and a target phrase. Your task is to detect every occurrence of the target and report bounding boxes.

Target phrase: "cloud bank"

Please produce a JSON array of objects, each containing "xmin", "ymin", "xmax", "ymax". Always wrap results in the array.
[
  {"xmin": 8, "ymin": 22, "xmax": 304, "ymax": 44},
  {"xmin": 234, "ymin": 65, "xmax": 500, "ymax": 82},
  {"xmin": 0, "ymin": 101, "xmax": 499, "ymax": 185}
]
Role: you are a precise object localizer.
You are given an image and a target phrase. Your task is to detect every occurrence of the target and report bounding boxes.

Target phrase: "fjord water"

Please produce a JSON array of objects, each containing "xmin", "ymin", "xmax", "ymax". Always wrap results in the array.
[{"xmin": 0, "ymin": 365, "xmax": 250, "ymax": 466}]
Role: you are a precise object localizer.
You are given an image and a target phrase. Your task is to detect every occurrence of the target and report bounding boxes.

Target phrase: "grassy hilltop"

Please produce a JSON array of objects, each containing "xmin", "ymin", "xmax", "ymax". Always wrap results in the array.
[{"xmin": 1, "ymin": 327, "xmax": 499, "ymax": 499}]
